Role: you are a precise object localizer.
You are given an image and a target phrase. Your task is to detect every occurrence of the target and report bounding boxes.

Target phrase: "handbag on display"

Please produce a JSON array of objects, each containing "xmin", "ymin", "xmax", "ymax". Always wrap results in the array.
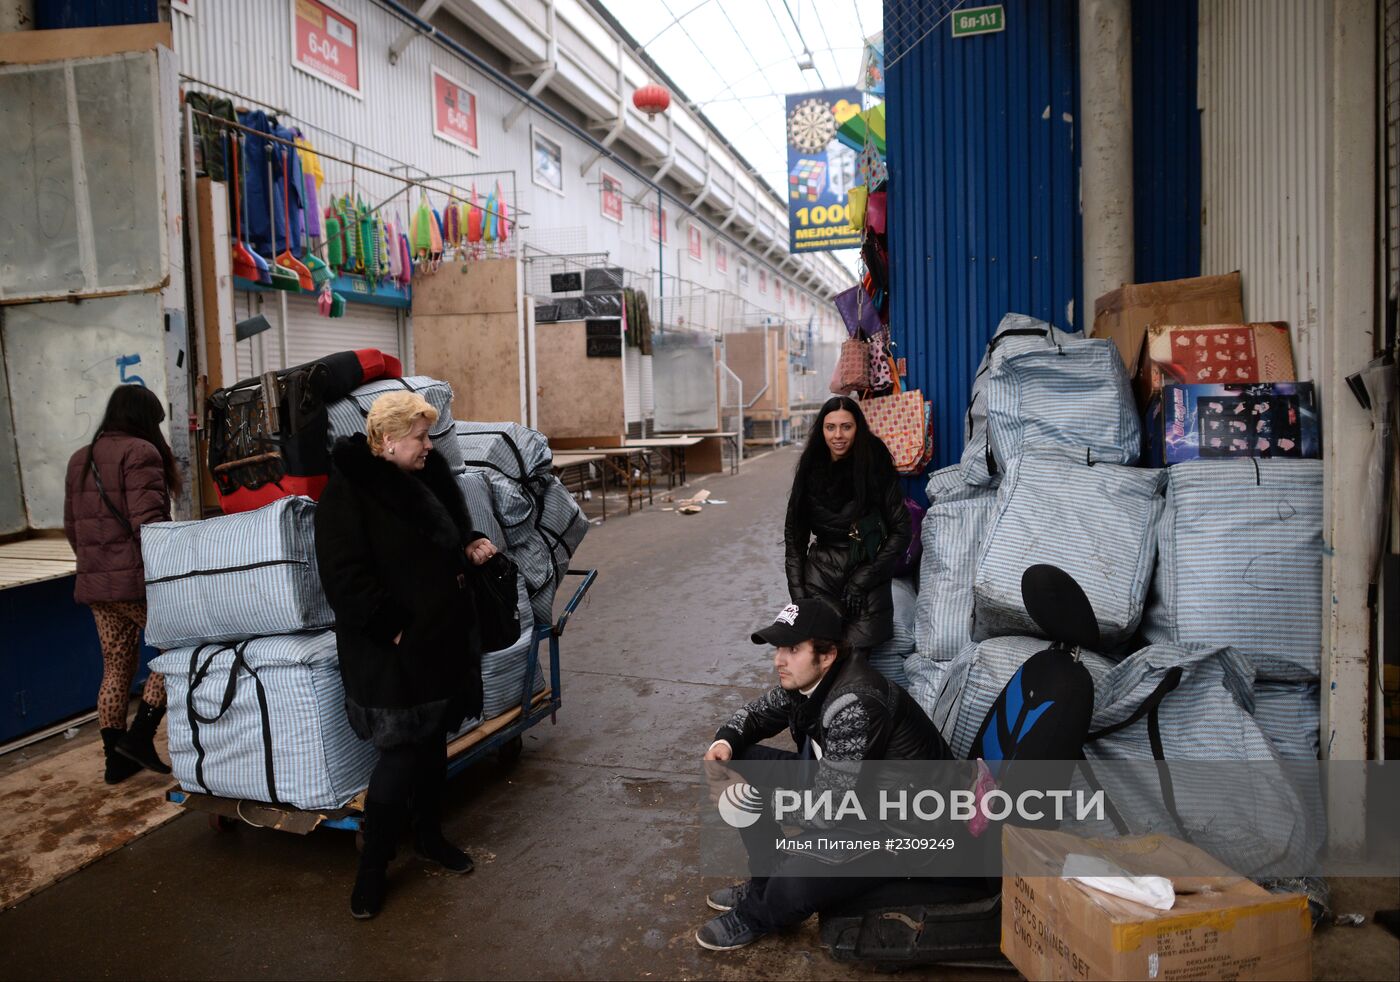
[
  {"xmin": 835, "ymin": 338, "xmax": 872, "ymax": 393},
  {"xmin": 866, "ymin": 190, "xmax": 888, "ymax": 235},
  {"xmin": 833, "ymin": 284, "xmax": 882, "ymax": 339},
  {"xmin": 862, "ymin": 388, "xmax": 933, "ymax": 475},
  {"xmin": 868, "ymin": 330, "xmax": 894, "ymax": 393},
  {"xmin": 847, "ymin": 186, "xmax": 869, "ymax": 232}
]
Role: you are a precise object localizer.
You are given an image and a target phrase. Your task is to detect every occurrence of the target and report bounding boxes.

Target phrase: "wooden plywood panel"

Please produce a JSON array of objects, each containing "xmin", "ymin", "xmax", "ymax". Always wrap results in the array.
[
  {"xmin": 414, "ymin": 311, "xmax": 523, "ymax": 423},
  {"xmin": 0, "ymin": 23, "xmax": 172, "ymax": 64},
  {"xmin": 535, "ymin": 321, "xmax": 625, "ymax": 441},
  {"xmin": 723, "ymin": 332, "xmax": 767, "ymax": 400},
  {"xmin": 412, "ymin": 257, "xmax": 518, "ymax": 316}
]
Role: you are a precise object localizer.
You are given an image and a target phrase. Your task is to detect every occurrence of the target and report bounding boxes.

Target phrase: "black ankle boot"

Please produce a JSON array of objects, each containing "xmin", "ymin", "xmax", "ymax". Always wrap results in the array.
[
  {"xmin": 413, "ymin": 820, "xmax": 474, "ymax": 874},
  {"xmin": 352, "ymin": 800, "xmax": 404, "ymax": 920},
  {"xmin": 100, "ymin": 728, "xmax": 142, "ymax": 785},
  {"xmin": 115, "ymin": 702, "xmax": 171, "ymax": 774}
]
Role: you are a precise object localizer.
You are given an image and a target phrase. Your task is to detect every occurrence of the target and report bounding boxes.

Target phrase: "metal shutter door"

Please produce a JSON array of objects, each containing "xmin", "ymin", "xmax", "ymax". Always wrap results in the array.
[{"xmin": 282, "ymin": 295, "xmax": 403, "ymax": 368}]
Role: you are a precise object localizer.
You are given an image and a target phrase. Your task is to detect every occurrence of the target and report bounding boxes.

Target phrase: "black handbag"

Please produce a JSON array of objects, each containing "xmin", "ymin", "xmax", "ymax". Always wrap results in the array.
[{"xmin": 471, "ymin": 552, "xmax": 522, "ymax": 651}]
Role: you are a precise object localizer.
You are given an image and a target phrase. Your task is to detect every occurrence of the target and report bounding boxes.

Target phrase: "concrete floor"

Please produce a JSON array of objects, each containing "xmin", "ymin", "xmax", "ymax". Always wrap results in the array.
[{"xmin": 0, "ymin": 447, "xmax": 1395, "ymax": 980}]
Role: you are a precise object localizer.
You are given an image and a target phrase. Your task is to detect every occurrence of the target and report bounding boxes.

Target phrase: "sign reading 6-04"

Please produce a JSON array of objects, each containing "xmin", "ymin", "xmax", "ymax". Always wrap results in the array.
[
  {"xmin": 785, "ymin": 88, "xmax": 863, "ymax": 254},
  {"xmin": 293, "ymin": 0, "xmax": 362, "ymax": 97}
]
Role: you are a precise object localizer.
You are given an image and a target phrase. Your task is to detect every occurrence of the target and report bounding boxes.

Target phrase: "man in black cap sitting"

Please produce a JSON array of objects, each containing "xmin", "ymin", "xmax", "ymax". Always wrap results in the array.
[{"xmin": 696, "ymin": 598, "xmax": 953, "ymax": 951}]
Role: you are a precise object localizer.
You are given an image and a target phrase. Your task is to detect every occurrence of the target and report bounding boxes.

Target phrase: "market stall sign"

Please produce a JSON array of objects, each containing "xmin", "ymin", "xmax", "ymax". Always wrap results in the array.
[
  {"xmin": 951, "ymin": 5, "xmax": 1004, "ymax": 38},
  {"xmin": 687, "ymin": 224, "xmax": 703, "ymax": 262},
  {"xmin": 600, "ymin": 172, "xmax": 624, "ymax": 223},
  {"xmin": 785, "ymin": 88, "xmax": 864, "ymax": 254},
  {"xmin": 432, "ymin": 67, "xmax": 478, "ymax": 152},
  {"xmin": 292, "ymin": 0, "xmax": 361, "ymax": 97}
]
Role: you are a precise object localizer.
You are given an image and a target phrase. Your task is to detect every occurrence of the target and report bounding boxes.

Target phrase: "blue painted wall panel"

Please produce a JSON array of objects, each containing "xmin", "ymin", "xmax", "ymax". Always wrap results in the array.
[
  {"xmin": 885, "ymin": 0, "xmax": 1081, "ymax": 475},
  {"xmin": 1132, "ymin": 0, "xmax": 1202, "ymax": 282},
  {"xmin": 1, "ymin": 576, "xmax": 156, "ymax": 743}
]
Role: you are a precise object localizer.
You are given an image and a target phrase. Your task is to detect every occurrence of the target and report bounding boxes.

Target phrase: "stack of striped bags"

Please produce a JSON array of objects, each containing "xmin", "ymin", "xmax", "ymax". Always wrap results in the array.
[
  {"xmin": 143, "ymin": 497, "xmax": 373, "ymax": 811},
  {"xmin": 882, "ymin": 312, "xmax": 1324, "ymax": 879}
]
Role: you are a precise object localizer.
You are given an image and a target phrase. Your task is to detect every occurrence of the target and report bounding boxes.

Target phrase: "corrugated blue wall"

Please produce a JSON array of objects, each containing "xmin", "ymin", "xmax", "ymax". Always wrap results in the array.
[
  {"xmin": 1132, "ymin": 0, "xmax": 1201, "ymax": 282},
  {"xmin": 885, "ymin": 0, "xmax": 1081, "ymax": 475}
]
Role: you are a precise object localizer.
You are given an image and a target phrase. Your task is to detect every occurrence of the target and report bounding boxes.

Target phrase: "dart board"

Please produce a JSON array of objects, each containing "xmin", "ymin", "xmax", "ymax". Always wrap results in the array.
[{"xmin": 787, "ymin": 97, "xmax": 836, "ymax": 152}]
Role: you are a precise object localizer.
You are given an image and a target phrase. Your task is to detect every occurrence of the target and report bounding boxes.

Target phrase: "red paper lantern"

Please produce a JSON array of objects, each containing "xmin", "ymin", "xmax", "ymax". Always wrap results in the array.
[{"xmin": 633, "ymin": 84, "xmax": 671, "ymax": 121}]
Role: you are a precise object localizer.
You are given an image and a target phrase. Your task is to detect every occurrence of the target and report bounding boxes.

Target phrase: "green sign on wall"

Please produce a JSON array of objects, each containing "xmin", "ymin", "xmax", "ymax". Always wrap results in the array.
[{"xmin": 951, "ymin": 4, "xmax": 1005, "ymax": 38}]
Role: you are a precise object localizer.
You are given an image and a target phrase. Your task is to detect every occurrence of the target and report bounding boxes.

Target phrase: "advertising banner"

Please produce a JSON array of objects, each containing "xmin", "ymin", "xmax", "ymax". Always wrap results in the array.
[{"xmin": 785, "ymin": 88, "xmax": 863, "ymax": 253}]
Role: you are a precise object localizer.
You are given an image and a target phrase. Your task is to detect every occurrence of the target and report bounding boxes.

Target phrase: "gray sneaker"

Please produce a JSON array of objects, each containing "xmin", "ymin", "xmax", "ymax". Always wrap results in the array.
[
  {"xmin": 695, "ymin": 909, "xmax": 766, "ymax": 951},
  {"xmin": 705, "ymin": 880, "xmax": 752, "ymax": 912}
]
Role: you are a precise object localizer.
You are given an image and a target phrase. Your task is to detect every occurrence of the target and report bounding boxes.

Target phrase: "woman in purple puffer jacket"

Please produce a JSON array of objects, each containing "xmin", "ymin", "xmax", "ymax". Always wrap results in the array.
[{"xmin": 63, "ymin": 385, "xmax": 179, "ymax": 784}]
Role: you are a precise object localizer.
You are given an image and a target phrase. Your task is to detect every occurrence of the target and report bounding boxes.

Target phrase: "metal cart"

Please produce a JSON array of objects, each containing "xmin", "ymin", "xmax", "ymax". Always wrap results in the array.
[{"xmin": 166, "ymin": 569, "xmax": 597, "ymax": 835}]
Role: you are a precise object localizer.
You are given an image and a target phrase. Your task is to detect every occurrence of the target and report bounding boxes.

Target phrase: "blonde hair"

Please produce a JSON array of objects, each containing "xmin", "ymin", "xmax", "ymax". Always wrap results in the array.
[{"xmin": 365, "ymin": 391, "xmax": 439, "ymax": 454}]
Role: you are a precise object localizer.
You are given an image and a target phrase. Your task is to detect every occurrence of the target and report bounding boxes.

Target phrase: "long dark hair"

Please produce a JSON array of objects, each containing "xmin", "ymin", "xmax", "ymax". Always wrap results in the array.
[
  {"xmin": 88, "ymin": 385, "xmax": 181, "ymax": 492},
  {"xmin": 790, "ymin": 396, "xmax": 895, "ymax": 516}
]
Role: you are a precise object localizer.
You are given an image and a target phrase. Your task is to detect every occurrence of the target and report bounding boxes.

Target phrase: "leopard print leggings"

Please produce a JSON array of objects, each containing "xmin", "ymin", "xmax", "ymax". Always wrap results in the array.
[{"xmin": 89, "ymin": 600, "xmax": 166, "ymax": 729}]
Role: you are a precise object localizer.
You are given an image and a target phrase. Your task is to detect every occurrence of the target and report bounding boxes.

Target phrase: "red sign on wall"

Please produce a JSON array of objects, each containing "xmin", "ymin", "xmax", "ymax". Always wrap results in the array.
[
  {"xmin": 687, "ymin": 224, "xmax": 703, "ymax": 262},
  {"xmin": 601, "ymin": 171, "xmax": 623, "ymax": 223},
  {"xmin": 432, "ymin": 67, "xmax": 478, "ymax": 151},
  {"xmin": 293, "ymin": 0, "xmax": 361, "ymax": 97},
  {"xmin": 650, "ymin": 206, "xmax": 669, "ymax": 244}
]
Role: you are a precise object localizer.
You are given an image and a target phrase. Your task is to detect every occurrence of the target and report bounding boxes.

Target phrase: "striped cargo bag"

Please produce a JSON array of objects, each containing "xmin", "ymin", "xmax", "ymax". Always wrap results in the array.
[
  {"xmin": 326, "ymin": 376, "xmax": 464, "ymax": 471},
  {"xmin": 913, "ymin": 467, "xmax": 998, "ymax": 663},
  {"xmin": 456, "ymin": 421, "xmax": 589, "ymax": 624},
  {"xmin": 902, "ymin": 656, "xmax": 950, "ymax": 722},
  {"xmin": 150, "ymin": 631, "xmax": 376, "ymax": 810},
  {"xmin": 868, "ymin": 577, "xmax": 916, "ymax": 689},
  {"xmin": 981, "ymin": 337, "xmax": 1140, "ymax": 477},
  {"xmin": 452, "ymin": 469, "xmax": 506, "ymax": 546},
  {"xmin": 959, "ymin": 313, "xmax": 1080, "ymax": 486},
  {"xmin": 971, "ymin": 448, "xmax": 1165, "ymax": 650},
  {"xmin": 1251, "ymin": 680, "xmax": 1321, "ymax": 761},
  {"xmin": 142, "ymin": 497, "xmax": 333, "ymax": 649},
  {"xmin": 1078, "ymin": 643, "xmax": 1318, "ymax": 874},
  {"xmin": 1141, "ymin": 459, "xmax": 1323, "ymax": 681},
  {"xmin": 930, "ymin": 636, "xmax": 1117, "ymax": 758}
]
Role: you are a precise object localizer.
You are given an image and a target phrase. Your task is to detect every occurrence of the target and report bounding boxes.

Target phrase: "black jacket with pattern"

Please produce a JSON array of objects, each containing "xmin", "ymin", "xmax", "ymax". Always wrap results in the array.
[{"xmin": 715, "ymin": 653, "xmax": 951, "ymax": 763}]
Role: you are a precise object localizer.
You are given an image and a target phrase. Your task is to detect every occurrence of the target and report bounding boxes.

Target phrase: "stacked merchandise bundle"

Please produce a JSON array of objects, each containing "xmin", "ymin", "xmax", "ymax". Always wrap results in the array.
[
  {"xmin": 1092, "ymin": 273, "xmax": 1325, "ymax": 769},
  {"xmin": 866, "ymin": 578, "xmax": 916, "ymax": 688},
  {"xmin": 142, "ymin": 498, "xmax": 375, "ymax": 810},
  {"xmin": 454, "ymin": 422, "xmax": 589, "ymax": 624},
  {"xmin": 909, "ymin": 289, "xmax": 1327, "ymax": 898},
  {"xmin": 326, "ymin": 375, "xmax": 465, "ymax": 471}
]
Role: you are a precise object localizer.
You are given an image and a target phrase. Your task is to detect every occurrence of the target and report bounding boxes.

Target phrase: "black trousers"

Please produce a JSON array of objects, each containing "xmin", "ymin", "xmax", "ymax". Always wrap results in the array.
[
  {"xmin": 729, "ymin": 743, "xmax": 888, "ymax": 934},
  {"xmin": 366, "ymin": 732, "xmax": 447, "ymax": 816}
]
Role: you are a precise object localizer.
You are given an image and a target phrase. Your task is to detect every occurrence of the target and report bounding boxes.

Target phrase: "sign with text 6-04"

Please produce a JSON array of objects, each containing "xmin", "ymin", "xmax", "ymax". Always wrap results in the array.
[
  {"xmin": 785, "ymin": 88, "xmax": 863, "ymax": 253},
  {"xmin": 293, "ymin": 0, "xmax": 361, "ymax": 97}
]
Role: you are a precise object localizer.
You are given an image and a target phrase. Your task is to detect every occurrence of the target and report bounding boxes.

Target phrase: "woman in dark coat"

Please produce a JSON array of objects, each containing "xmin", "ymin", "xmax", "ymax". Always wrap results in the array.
[
  {"xmin": 63, "ymin": 385, "xmax": 178, "ymax": 784},
  {"xmin": 785, "ymin": 396, "xmax": 911, "ymax": 654},
  {"xmin": 314, "ymin": 391, "xmax": 499, "ymax": 920}
]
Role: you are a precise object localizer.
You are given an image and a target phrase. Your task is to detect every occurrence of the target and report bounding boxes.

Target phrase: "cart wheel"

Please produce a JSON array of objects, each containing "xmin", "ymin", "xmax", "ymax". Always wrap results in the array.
[
  {"xmin": 499, "ymin": 735, "xmax": 524, "ymax": 766},
  {"xmin": 208, "ymin": 814, "xmax": 237, "ymax": 832}
]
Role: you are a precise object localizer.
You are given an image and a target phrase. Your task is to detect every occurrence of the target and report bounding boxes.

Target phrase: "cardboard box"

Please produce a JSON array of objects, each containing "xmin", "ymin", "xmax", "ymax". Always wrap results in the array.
[
  {"xmin": 1002, "ymin": 826, "xmax": 1312, "ymax": 981},
  {"xmin": 1092, "ymin": 273, "xmax": 1245, "ymax": 407},
  {"xmin": 1140, "ymin": 322, "xmax": 1296, "ymax": 405},
  {"xmin": 1156, "ymin": 381, "xmax": 1321, "ymax": 465}
]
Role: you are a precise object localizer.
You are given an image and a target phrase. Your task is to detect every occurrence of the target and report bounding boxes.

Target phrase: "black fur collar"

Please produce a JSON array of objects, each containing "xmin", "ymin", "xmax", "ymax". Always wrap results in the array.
[{"xmin": 330, "ymin": 433, "xmax": 468, "ymax": 556}]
